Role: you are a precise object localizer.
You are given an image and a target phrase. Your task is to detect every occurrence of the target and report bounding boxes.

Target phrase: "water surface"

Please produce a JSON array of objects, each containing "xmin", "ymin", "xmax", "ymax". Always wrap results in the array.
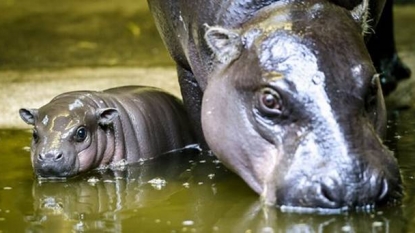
[{"xmin": 1, "ymin": 108, "xmax": 415, "ymax": 232}]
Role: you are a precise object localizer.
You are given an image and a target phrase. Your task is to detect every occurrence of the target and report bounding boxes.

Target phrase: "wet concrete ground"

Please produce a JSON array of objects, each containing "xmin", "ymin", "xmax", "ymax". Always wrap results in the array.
[
  {"xmin": 0, "ymin": 0, "xmax": 414, "ymax": 128},
  {"xmin": 0, "ymin": 0, "xmax": 178, "ymax": 128}
]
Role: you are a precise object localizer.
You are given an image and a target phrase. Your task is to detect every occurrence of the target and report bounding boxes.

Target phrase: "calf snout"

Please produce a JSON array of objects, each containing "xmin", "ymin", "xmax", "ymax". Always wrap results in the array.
[
  {"xmin": 38, "ymin": 151, "xmax": 63, "ymax": 162},
  {"xmin": 34, "ymin": 150, "xmax": 74, "ymax": 177}
]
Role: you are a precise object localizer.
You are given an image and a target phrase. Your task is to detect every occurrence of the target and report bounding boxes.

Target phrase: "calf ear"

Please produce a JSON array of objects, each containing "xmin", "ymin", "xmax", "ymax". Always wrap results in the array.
[
  {"xmin": 350, "ymin": 0, "xmax": 370, "ymax": 34},
  {"xmin": 97, "ymin": 108, "xmax": 119, "ymax": 126},
  {"xmin": 19, "ymin": 108, "xmax": 38, "ymax": 125},
  {"xmin": 204, "ymin": 24, "xmax": 243, "ymax": 63}
]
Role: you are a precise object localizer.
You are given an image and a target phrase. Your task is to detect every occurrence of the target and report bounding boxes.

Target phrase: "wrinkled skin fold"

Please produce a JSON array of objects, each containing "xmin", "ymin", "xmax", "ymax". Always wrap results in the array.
[{"xmin": 148, "ymin": 0, "xmax": 403, "ymax": 209}]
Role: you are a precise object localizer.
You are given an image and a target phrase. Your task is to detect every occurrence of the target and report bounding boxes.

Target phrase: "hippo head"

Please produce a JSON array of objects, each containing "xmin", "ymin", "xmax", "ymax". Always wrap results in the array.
[
  {"xmin": 201, "ymin": 1, "xmax": 401, "ymax": 209},
  {"xmin": 19, "ymin": 98, "xmax": 119, "ymax": 178}
]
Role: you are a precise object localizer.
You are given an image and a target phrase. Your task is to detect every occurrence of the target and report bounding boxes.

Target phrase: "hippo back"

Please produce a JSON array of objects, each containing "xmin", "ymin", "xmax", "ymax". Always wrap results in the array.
[{"xmin": 147, "ymin": 0, "xmax": 385, "ymax": 90}]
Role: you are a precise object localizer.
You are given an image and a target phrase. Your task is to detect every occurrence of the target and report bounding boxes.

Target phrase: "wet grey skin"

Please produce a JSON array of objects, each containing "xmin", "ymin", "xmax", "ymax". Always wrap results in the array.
[
  {"xmin": 19, "ymin": 86, "xmax": 196, "ymax": 178},
  {"xmin": 148, "ymin": 0, "xmax": 402, "ymax": 209}
]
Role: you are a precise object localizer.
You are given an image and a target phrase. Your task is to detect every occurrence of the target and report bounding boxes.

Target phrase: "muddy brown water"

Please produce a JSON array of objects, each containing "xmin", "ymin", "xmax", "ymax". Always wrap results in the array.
[{"xmin": 0, "ymin": 108, "xmax": 414, "ymax": 232}]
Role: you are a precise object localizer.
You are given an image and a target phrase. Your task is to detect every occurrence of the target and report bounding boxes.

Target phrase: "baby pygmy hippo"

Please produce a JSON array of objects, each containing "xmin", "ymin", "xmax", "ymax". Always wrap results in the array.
[{"xmin": 19, "ymin": 86, "xmax": 196, "ymax": 178}]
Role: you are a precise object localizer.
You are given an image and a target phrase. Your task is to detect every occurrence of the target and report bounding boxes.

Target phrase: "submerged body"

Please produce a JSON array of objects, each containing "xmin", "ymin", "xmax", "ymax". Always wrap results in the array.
[
  {"xmin": 148, "ymin": 0, "xmax": 403, "ymax": 209},
  {"xmin": 19, "ymin": 86, "xmax": 196, "ymax": 177}
]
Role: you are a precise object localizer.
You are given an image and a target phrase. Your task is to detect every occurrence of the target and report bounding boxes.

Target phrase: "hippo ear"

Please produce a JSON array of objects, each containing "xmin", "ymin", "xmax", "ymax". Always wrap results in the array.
[
  {"xmin": 204, "ymin": 24, "xmax": 243, "ymax": 63},
  {"xmin": 19, "ymin": 108, "xmax": 38, "ymax": 125},
  {"xmin": 350, "ymin": 0, "xmax": 370, "ymax": 34},
  {"xmin": 97, "ymin": 108, "xmax": 119, "ymax": 126}
]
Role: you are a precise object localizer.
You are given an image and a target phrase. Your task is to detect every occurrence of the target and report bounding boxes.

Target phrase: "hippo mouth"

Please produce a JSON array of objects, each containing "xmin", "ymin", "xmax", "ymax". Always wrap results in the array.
[
  {"xmin": 35, "ymin": 165, "xmax": 77, "ymax": 178},
  {"xmin": 36, "ymin": 175, "xmax": 68, "ymax": 181},
  {"xmin": 272, "ymin": 167, "xmax": 402, "ymax": 212},
  {"xmin": 34, "ymin": 155, "xmax": 79, "ymax": 178}
]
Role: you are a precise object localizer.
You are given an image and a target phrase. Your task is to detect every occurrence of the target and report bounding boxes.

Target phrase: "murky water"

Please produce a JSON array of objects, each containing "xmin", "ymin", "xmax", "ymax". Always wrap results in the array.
[
  {"xmin": 1, "ymin": 108, "xmax": 415, "ymax": 232},
  {"xmin": 1, "ymin": 0, "xmax": 414, "ymax": 232}
]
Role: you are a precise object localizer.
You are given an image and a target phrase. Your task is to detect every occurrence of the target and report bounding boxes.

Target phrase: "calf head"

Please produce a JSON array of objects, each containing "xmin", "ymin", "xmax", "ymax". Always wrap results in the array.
[{"xmin": 19, "ymin": 97, "xmax": 119, "ymax": 177}]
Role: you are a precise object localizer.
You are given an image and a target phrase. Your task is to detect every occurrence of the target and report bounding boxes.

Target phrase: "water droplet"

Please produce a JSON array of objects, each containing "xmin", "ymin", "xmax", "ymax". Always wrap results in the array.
[
  {"xmin": 87, "ymin": 177, "xmax": 99, "ymax": 184},
  {"xmin": 341, "ymin": 225, "xmax": 352, "ymax": 232},
  {"xmin": 182, "ymin": 220, "xmax": 194, "ymax": 226},
  {"xmin": 148, "ymin": 178, "xmax": 167, "ymax": 190},
  {"xmin": 372, "ymin": 221, "xmax": 383, "ymax": 227},
  {"xmin": 212, "ymin": 159, "xmax": 221, "ymax": 164},
  {"xmin": 261, "ymin": 227, "xmax": 274, "ymax": 233},
  {"xmin": 312, "ymin": 74, "xmax": 323, "ymax": 85}
]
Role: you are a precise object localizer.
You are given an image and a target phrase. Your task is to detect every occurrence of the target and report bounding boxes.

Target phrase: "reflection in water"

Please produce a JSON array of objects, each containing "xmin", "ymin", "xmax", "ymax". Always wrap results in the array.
[
  {"xmin": 0, "ymin": 124, "xmax": 413, "ymax": 232},
  {"xmin": 21, "ymin": 148, "xmax": 406, "ymax": 232}
]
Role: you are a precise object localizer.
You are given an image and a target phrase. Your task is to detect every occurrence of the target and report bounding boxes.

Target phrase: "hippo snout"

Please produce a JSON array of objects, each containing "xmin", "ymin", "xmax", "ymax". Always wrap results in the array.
[
  {"xmin": 38, "ymin": 151, "xmax": 63, "ymax": 162},
  {"xmin": 318, "ymin": 176, "xmax": 388, "ymax": 207},
  {"xmin": 34, "ymin": 151, "xmax": 76, "ymax": 177},
  {"xmin": 277, "ymin": 153, "xmax": 402, "ymax": 209}
]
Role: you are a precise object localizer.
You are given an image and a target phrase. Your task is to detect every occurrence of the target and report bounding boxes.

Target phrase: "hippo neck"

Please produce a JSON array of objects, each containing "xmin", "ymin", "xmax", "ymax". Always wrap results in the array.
[
  {"xmin": 232, "ymin": 0, "xmax": 362, "ymax": 29},
  {"xmin": 216, "ymin": 0, "xmax": 289, "ymax": 28}
]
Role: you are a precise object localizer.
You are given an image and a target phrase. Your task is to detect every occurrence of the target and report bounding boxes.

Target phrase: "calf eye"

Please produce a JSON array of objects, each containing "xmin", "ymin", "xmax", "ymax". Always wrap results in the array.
[
  {"xmin": 257, "ymin": 87, "xmax": 283, "ymax": 116},
  {"xmin": 75, "ymin": 126, "xmax": 87, "ymax": 142}
]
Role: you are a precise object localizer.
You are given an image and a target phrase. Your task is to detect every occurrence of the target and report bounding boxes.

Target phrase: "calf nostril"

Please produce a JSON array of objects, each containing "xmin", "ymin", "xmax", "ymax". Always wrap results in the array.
[
  {"xmin": 55, "ymin": 153, "xmax": 63, "ymax": 161},
  {"xmin": 38, "ymin": 154, "xmax": 44, "ymax": 161}
]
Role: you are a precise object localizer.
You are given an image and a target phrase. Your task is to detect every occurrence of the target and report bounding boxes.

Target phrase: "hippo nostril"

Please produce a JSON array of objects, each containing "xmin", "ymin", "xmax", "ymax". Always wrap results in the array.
[
  {"xmin": 320, "ymin": 183, "xmax": 338, "ymax": 204},
  {"xmin": 38, "ymin": 152, "xmax": 63, "ymax": 161},
  {"xmin": 55, "ymin": 153, "xmax": 63, "ymax": 161},
  {"xmin": 377, "ymin": 178, "xmax": 389, "ymax": 202}
]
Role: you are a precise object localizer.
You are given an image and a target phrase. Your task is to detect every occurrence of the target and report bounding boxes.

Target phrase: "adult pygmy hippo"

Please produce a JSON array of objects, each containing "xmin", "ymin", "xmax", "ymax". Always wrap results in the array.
[
  {"xmin": 148, "ymin": 0, "xmax": 405, "ymax": 209},
  {"xmin": 19, "ymin": 86, "xmax": 196, "ymax": 178}
]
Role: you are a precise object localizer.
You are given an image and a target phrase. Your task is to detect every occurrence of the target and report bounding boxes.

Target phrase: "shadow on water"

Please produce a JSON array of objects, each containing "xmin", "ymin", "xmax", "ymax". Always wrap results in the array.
[{"xmin": 1, "ymin": 121, "xmax": 414, "ymax": 232}]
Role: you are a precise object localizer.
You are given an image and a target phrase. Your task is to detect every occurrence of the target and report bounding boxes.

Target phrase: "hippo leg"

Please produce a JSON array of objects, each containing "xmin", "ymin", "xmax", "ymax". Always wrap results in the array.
[
  {"xmin": 177, "ymin": 66, "xmax": 208, "ymax": 148},
  {"xmin": 367, "ymin": 0, "xmax": 412, "ymax": 95}
]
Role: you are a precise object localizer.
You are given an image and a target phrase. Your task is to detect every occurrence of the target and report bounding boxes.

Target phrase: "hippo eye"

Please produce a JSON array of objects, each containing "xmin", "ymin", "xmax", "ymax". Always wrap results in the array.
[
  {"xmin": 32, "ymin": 130, "xmax": 39, "ymax": 143},
  {"xmin": 257, "ymin": 88, "xmax": 283, "ymax": 116},
  {"xmin": 74, "ymin": 126, "xmax": 87, "ymax": 142}
]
